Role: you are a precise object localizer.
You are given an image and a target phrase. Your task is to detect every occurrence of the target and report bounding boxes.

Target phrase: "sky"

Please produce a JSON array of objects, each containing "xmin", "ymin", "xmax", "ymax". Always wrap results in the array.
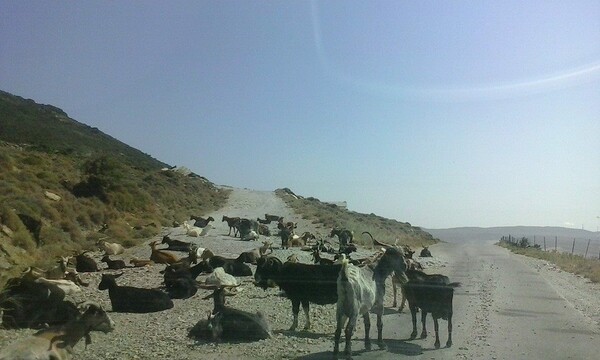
[{"xmin": 1, "ymin": 1, "xmax": 599, "ymax": 230}]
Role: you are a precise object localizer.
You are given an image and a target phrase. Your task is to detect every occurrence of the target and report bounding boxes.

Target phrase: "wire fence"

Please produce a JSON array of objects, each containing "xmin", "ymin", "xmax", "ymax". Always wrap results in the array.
[{"xmin": 501, "ymin": 234, "xmax": 600, "ymax": 259}]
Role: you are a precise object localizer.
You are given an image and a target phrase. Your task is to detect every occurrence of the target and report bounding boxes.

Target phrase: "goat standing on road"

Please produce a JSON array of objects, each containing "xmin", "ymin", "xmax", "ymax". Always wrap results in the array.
[{"xmin": 333, "ymin": 248, "xmax": 408, "ymax": 358}]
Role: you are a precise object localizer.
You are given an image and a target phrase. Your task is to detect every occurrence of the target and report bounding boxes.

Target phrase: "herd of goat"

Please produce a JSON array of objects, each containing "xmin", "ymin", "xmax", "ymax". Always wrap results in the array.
[{"xmin": 0, "ymin": 213, "xmax": 458, "ymax": 360}]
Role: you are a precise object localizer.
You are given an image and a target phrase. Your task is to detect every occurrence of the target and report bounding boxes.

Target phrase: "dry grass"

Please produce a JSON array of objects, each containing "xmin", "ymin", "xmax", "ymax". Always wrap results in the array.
[
  {"xmin": 275, "ymin": 188, "xmax": 438, "ymax": 248},
  {"xmin": 0, "ymin": 143, "xmax": 229, "ymax": 287},
  {"xmin": 498, "ymin": 241, "xmax": 600, "ymax": 283}
]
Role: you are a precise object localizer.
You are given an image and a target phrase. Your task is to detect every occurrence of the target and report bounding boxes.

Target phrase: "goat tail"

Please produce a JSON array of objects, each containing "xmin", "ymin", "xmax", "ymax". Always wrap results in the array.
[{"xmin": 448, "ymin": 282, "xmax": 461, "ymax": 288}]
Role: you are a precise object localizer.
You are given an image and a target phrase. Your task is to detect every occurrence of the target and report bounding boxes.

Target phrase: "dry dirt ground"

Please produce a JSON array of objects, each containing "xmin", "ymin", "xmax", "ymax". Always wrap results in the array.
[{"xmin": 1, "ymin": 188, "xmax": 599, "ymax": 360}]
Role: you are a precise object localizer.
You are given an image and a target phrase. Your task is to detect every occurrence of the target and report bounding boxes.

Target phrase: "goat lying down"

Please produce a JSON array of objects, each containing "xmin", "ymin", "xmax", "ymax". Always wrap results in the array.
[{"xmin": 0, "ymin": 302, "xmax": 114, "ymax": 360}]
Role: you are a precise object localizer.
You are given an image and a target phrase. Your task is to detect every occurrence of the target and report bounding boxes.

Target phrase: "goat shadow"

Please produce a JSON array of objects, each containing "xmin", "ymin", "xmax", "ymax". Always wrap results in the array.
[
  {"xmin": 292, "ymin": 339, "xmax": 423, "ymax": 359},
  {"xmin": 275, "ymin": 329, "xmax": 331, "ymax": 340}
]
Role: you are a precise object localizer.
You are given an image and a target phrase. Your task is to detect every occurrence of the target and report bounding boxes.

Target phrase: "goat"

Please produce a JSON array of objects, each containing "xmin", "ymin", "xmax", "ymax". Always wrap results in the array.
[
  {"xmin": 190, "ymin": 215, "xmax": 215, "ymax": 228},
  {"xmin": 222, "ymin": 215, "xmax": 241, "ymax": 237},
  {"xmin": 333, "ymin": 248, "xmax": 409, "ymax": 357},
  {"xmin": 236, "ymin": 248, "xmax": 261, "ymax": 264},
  {"xmin": 257, "ymin": 224, "xmax": 270, "ymax": 236},
  {"xmin": 237, "ymin": 219, "xmax": 259, "ymax": 241},
  {"xmin": 207, "ymin": 256, "xmax": 252, "ymax": 277},
  {"xmin": 161, "ymin": 235, "xmax": 193, "ymax": 252},
  {"xmin": 64, "ymin": 271, "xmax": 89, "ymax": 288},
  {"xmin": 98, "ymin": 273, "xmax": 173, "ymax": 313},
  {"xmin": 97, "ymin": 240, "xmax": 124, "ymax": 256},
  {"xmin": 0, "ymin": 274, "xmax": 79, "ymax": 329},
  {"xmin": 286, "ymin": 254, "xmax": 299, "ymax": 263},
  {"xmin": 149, "ymin": 240, "xmax": 180, "ymax": 264},
  {"xmin": 129, "ymin": 258, "xmax": 154, "ymax": 267},
  {"xmin": 402, "ymin": 269, "xmax": 460, "ymax": 349},
  {"xmin": 256, "ymin": 217, "xmax": 272, "ymax": 225},
  {"xmin": 43, "ymin": 257, "xmax": 71, "ymax": 280},
  {"xmin": 311, "ymin": 248, "xmax": 334, "ymax": 265},
  {"xmin": 329, "ymin": 228, "xmax": 353, "ymax": 248},
  {"xmin": 33, "ymin": 278, "xmax": 81, "ymax": 296},
  {"xmin": 0, "ymin": 302, "xmax": 114, "ymax": 360},
  {"xmin": 420, "ymin": 246, "xmax": 432, "ymax": 257},
  {"xmin": 265, "ymin": 214, "xmax": 282, "ymax": 222},
  {"xmin": 162, "ymin": 265, "xmax": 198, "ymax": 300},
  {"xmin": 74, "ymin": 251, "xmax": 99, "ymax": 272},
  {"xmin": 279, "ymin": 225, "xmax": 294, "ymax": 250},
  {"xmin": 259, "ymin": 241, "xmax": 273, "ymax": 256},
  {"xmin": 190, "ymin": 285, "xmax": 271, "ymax": 342},
  {"xmin": 182, "ymin": 222, "xmax": 210, "ymax": 237},
  {"xmin": 254, "ymin": 257, "xmax": 341, "ymax": 331},
  {"xmin": 100, "ymin": 255, "xmax": 128, "ymax": 270},
  {"xmin": 204, "ymin": 267, "xmax": 239, "ymax": 287}
]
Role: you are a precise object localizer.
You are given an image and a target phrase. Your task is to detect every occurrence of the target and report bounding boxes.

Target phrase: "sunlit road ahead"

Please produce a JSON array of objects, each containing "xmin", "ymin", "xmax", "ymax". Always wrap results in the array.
[{"xmin": 297, "ymin": 242, "xmax": 599, "ymax": 360}]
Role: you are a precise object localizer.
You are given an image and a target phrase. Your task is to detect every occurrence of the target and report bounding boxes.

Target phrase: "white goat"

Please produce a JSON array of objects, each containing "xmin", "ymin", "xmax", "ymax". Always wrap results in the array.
[
  {"xmin": 97, "ymin": 240, "xmax": 124, "ymax": 255},
  {"xmin": 183, "ymin": 222, "xmax": 211, "ymax": 237},
  {"xmin": 0, "ymin": 302, "xmax": 114, "ymax": 360},
  {"xmin": 334, "ymin": 258, "xmax": 377, "ymax": 357},
  {"xmin": 333, "ymin": 248, "xmax": 408, "ymax": 358},
  {"xmin": 204, "ymin": 267, "xmax": 238, "ymax": 287},
  {"xmin": 34, "ymin": 278, "xmax": 81, "ymax": 296}
]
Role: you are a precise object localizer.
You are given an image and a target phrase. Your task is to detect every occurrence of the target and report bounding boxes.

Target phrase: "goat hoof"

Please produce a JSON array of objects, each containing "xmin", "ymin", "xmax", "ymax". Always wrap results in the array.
[
  {"xmin": 377, "ymin": 341, "xmax": 387, "ymax": 350},
  {"xmin": 420, "ymin": 332, "xmax": 428, "ymax": 339},
  {"xmin": 364, "ymin": 342, "xmax": 371, "ymax": 351},
  {"xmin": 410, "ymin": 332, "xmax": 418, "ymax": 340},
  {"xmin": 434, "ymin": 341, "xmax": 441, "ymax": 349},
  {"xmin": 446, "ymin": 341, "xmax": 452, "ymax": 348}
]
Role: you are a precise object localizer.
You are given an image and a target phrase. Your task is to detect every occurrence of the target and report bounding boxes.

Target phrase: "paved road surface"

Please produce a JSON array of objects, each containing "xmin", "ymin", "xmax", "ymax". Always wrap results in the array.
[{"xmin": 296, "ymin": 242, "xmax": 599, "ymax": 360}]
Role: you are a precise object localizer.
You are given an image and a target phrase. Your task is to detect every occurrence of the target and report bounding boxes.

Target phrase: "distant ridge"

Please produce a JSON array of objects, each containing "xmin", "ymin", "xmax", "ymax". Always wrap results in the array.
[{"xmin": 425, "ymin": 226, "xmax": 600, "ymax": 243}]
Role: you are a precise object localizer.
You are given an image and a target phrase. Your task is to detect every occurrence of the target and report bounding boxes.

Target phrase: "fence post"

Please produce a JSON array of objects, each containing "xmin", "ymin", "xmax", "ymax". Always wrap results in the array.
[
  {"xmin": 533, "ymin": 235, "xmax": 536, "ymax": 246},
  {"xmin": 571, "ymin": 238, "xmax": 576, "ymax": 255},
  {"xmin": 555, "ymin": 236, "xmax": 558, "ymax": 251},
  {"xmin": 543, "ymin": 236, "xmax": 546, "ymax": 251},
  {"xmin": 584, "ymin": 239, "xmax": 591, "ymax": 258}
]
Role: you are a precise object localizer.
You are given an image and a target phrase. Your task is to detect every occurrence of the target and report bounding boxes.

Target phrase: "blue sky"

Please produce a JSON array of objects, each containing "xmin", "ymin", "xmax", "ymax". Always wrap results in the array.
[{"xmin": 1, "ymin": 1, "xmax": 599, "ymax": 229}]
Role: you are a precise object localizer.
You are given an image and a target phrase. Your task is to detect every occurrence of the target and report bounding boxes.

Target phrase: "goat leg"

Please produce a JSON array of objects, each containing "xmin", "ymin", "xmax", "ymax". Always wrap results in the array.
[
  {"xmin": 333, "ymin": 314, "xmax": 346, "ymax": 357},
  {"xmin": 302, "ymin": 302, "xmax": 311, "ymax": 330},
  {"xmin": 290, "ymin": 300, "xmax": 300, "ymax": 331},
  {"xmin": 376, "ymin": 312, "xmax": 386, "ymax": 349},
  {"xmin": 446, "ymin": 314, "xmax": 453, "ymax": 348},
  {"xmin": 409, "ymin": 306, "xmax": 418, "ymax": 339},
  {"xmin": 420, "ymin": 311, "xmax": 428, "ymax": 339},
  {"xmin": 363, "ymin": 313, "xmax": 371, "ymax": 351},
  {"xmin": 433, "ymin": 317, "xmax": 441, "ymax": 349},
  {"xmin": 344, "ymin": 315, "xmax": 357, "ymax": 356},
  {"xmin": 392, "ymin": 281, "xmax": 397, "ymax": 308}
]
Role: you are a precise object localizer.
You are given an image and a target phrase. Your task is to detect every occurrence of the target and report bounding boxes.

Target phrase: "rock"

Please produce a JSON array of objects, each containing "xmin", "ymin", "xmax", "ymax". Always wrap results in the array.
[{"xmin": 44, "ymin": 190, "xmax": 61, "ymax": 201}]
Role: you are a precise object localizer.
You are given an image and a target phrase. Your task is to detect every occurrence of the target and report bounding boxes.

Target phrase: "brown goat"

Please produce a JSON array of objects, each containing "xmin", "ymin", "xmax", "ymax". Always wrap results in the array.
[{"xmin": 149, "ymin": 241, "xmax": 180, "ymax": 264}]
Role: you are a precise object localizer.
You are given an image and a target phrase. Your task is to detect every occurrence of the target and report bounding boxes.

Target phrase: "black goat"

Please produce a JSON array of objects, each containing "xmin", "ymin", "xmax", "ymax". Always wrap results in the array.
[
  {"xmin": 254, "ymin": 257, "xmax": 341, "ymax": 331},
  {"xmin": 264, "ymin": 214, "xmax": 282, "ymax": 222},
  {"xmin": 191, "ymin": 215, "xmax": 215, "ymax": 228},
  {"xmin": 161, "ymin": 235, "xmax": 193, "ymax": 252},
  {"xmin": 329, "ymin": 227, "xmax": 353, "ymax": 249},
  {"xmin": 311, "ymin": 248, "xmax": 334, "ymax": 265},
  {"xmin": 208, "ymin": 256, "xmax": 252, "ymax": 277},
  {"xmin": 74, "ymin": 251, "xmax": 99, "ymax": 272},
  {"xmin": 402, "ymin": 269, "xmax": 460, "ymax": 349},
  {"xmin": 221, "ymin": 215, "xmax": 241, "ymax": 237},
  {"xmin": 189, "ymin": 286, "xmax": 271, "ymax": 342},
  {"xmin": 0, "ymin": 275, "xmax": 78, "ymax": 329},
  {"xmin": 101, "ymin": 255, "xmax": 128, "ymax": 270},
  {"xmin": 98, "ymin": 273, "xmax": 173, "ymax": 313},
  {"xmin": 420, "ymin": 246, "xmax": 432, "ymax": 257}
]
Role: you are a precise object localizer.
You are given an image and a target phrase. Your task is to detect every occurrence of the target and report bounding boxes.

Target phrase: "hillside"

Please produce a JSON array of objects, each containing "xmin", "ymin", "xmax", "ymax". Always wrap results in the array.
[
  {"xmin": 426, "ymin": 226, "xmax": 600, "ymax": 243},
  {"xmin": 0, "ymin": 89, "xmax": 438, "ymax": 286},
  {"xmin": 0, "ymin": 90, "xmax": 166, "ymax": 170},
  {"xmin": 0, "ymin": 90, "xmax": 229, "ymax": 283}
]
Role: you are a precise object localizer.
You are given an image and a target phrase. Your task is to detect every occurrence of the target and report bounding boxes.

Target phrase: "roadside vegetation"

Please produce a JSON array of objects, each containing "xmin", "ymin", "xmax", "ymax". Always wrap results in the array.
[
  {"xmin": 275, "ymin": 188, "xmax": 439, "ymax": 248},
  {"xmin": 498, "ymin": 237, "xmax": 600, "ymax": 283}
]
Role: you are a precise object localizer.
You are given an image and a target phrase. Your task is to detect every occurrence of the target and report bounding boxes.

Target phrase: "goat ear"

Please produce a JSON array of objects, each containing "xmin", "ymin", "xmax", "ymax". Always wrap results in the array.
[{"xmin": 114, "ymin": 272, "xmax": 124, "ymax": 278}]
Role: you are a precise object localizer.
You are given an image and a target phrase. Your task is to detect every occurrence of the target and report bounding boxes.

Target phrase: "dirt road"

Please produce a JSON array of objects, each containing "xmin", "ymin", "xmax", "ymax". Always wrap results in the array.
[
  {"xmin": 1, "ymin": 188, "xmax": 598, "ymax": 360},
  {"xmin": 297, "ymin": 241, "xmax": 600, "ymax": 360}
]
